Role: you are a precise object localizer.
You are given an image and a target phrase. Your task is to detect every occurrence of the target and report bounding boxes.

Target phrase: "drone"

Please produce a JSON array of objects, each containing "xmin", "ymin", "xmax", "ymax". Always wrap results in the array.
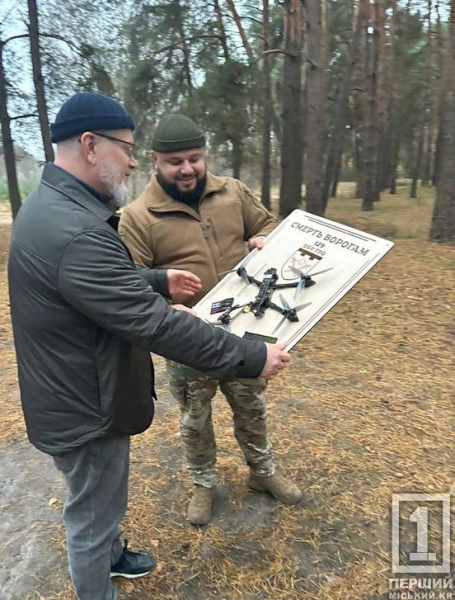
[{"xmin": 213, "ymin": 257, "xmax": 334, "ymax": 335}]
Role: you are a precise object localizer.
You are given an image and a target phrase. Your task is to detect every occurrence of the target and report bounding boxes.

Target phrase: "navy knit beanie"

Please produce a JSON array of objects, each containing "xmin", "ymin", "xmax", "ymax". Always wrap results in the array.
[{"xmin": 51, "ymin": 92, "xmax": 135, "ymax": 143}]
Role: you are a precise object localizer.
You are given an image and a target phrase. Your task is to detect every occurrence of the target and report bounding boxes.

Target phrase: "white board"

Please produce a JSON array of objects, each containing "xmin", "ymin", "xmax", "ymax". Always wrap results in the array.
[{"xmin": 195, "ymin": 209, "xmax": 394, "ymax": 350}]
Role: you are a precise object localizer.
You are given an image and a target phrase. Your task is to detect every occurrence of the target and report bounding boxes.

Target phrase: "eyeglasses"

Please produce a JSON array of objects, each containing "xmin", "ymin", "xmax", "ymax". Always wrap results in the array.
[{"xmin": 91, "ymin": 131, "xmax": 135, "ymax": 157}]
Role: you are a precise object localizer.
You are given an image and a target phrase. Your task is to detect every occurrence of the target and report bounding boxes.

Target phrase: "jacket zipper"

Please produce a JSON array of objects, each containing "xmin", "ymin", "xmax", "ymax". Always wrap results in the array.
[
  {"xmin": 206, "ymin": 214, "xmax": 223, "ymax": 259},
  {"xmin": 200, "ymin": 220, "xmax": 209, "ymax": 242}
]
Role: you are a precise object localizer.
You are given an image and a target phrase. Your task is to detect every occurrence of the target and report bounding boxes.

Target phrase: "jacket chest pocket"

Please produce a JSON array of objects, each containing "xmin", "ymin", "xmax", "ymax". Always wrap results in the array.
[
  {"xmin": 154, "ymin": 214, "xmax": 205, "ymax": 265},
  {"xmin": 203, "ymin": 202, "xmax": 244, "ymax": 252}
]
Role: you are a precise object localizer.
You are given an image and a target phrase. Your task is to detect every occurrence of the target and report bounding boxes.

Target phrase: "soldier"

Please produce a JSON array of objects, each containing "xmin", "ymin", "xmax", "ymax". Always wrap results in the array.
[{"xmin": 119, "ymin": 114, "xmax": 303, "ymax": 526}]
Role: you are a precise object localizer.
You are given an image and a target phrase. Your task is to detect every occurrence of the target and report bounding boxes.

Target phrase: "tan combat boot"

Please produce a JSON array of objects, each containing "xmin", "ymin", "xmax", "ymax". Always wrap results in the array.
[
  {"xmin": 248, "ymin": 472, "xmax": 303, "ymax": 505},
  {"xmin": 187, "ymin": 485, "xmax": 216, "ymax": 525}
]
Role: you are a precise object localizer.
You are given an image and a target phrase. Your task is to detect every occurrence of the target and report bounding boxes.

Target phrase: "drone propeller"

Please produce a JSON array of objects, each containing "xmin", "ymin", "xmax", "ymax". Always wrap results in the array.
[
  {"xmin": 279, "ymin": 293, "xmax": 291, "ymax": 310},
  {"xmin": 307, "ymin": 266, "xmax": 334, "ymax": 278},
  {"xmin": 271, "ymin": 316, "xmax": 287, "ymax": 335},
  {"xmin": 202, "ymin": 316, "xmax": 234, "ymax": 332},
  {"xmin": 218, "ymin": 250, "xmax": 256, "ymax": 277},
  {"xmin": 271, "ymin": 294, "xmax": 311, "ymax": 334},
  {"xmin": 288, "ymin": 265, "xmax": 305, "ymax": 278},
  {"xmin": 215, "ymin": 302, "xmax": 251, "ymax": 331},
  {"xmin": 290, "ymin": 266, "xmax": 335, "ymax": 299},
  {"xmin": 293, "ymin": 301, "xmax": 312, "ymax": 311},
  {"xmin": 289, "ymin": 265, "xmax": 334, "ymax": 279},
  {"xmin": 238, "ymin": 267, "xmax": 250, "ymax": 284},
  {"xmin": 214, "ymin": 321, "xmax": 232, "ymax": 332},
  {"xmin": 294, "ymin": 276, "xmax": 307, "ymax": 300},
  {"xmin": 279, "ymin": 293, "xmax": 311, "ymax": 312}
]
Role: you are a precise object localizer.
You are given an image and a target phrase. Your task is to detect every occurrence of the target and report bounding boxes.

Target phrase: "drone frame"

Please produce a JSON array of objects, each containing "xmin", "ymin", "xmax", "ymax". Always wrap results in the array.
[{"xmin": 215, "ymin": 265, "xmax": 321, "ymax": 333}]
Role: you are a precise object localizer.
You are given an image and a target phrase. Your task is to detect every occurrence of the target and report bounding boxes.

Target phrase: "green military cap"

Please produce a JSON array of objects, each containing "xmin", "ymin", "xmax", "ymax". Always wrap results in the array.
[{"xmin": 151, "ymin": 114, "xmax": 206, "ymax": 153}]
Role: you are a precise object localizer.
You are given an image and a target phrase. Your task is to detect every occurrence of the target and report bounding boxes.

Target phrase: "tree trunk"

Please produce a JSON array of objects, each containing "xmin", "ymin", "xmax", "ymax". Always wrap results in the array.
[
  {"xmin": 279, "ymin": 0, "xmax": 303, "ymax": 218},
  {"xmin": 432, "ymin": 1, "xmax": 445, "ymax": 186},
  {"xmin": 261, "ymin": 0, "xmax": 272, "ymax": 209},
  {"xmin": 272, "ymin": 79, "xmax": 282, "ymax": 145},
  {"xmin": 261, "ymin": 119, "xmax": 272, "ymax": 209},
  {"xmin": 430, "ymin": 117, "xmax": 455, "ymax": 240},
  {"xmin": 422, "ymin": 0, "xmax": 438, "ymax": 187},
  {"xmin": 27, "ymin": 0, "xmax": 54, "ymax": 162},
  {"xmin": 433, "ymin": 116, "xmax": 444, "ymax": 187},
  {"xmin": 410, "ymin": 130, "xmax": 424, "ymax": 198},
  {"xmin": 386, "ymin": 86, "xmax": 401, "ymax": 193},
  {"xmin": 378, "ymin": 0, "xmax": 397, "ymax": 190},
  {"xmin": 430, "ymin": 4, "xmax": 455, "ymax": 241},
  {"xmin": 331, "ymin": 150, "xmax": 342, "ymax": 198},
  {"xmin": 354, "ymin": 18, "xmax": 367, "ymax": 201},
  {"xmin": 174, "ymin": 0, "xmax": 193, "ymax": 95},
  {"xmin": 422, "ymin": 122, "xmax": 433, "ymax": 186},
  {"xmin": 232, "ymin": 140, "xmax": 242, "ymax": 180},
  {"xmin": 226, "ymin": 0, "xmax": 254, "ymax": 63},
  {"xmin": 373, "ymin": 0, "xmax": 386, "ymax": 195},
  {"xmin": 381, "ymin": 0, "xmax": 401, "ymax": 193},
  {"xmin": 355, "ymin": 127, "xmax": 366, "ymax": 198},
  {"xmin": 323, "ymin": 0, "xmax": 366, "ymax": 210},
  {"xmin": 0, "ymin": 44, "xmax": 22, "ymax": 219},
  {"xmin": 213, "ymin": 0, "xmax": 230, "ymax": 61},
  {"xmin": 362, "ymin": 5, "xmax": 377, "ymax": 211},
  {"xmin": 305, "ymin": 0, "xmax": 327, "ymax": 216},
  {"xmin": 389, "ymin": 133, "xmax": 400, "ymax": 194},
  {"xmin": 411, "ymin": 1, "xmax": 433, "ymax": 197}
]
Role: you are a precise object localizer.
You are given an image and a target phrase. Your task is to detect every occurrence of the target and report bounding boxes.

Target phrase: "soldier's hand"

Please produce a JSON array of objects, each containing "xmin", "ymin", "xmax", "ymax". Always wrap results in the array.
[
  {"xmin": 260, "ymin": 343, "xmax": 290, "ymax": 380},
  {"xmin": 167, "ymin": 269, "xmax": 202, "ymax": 300},
  {"xmin": 248, "ymin": 236, "xmax": 266, "ymax": 250},
  {"xmin": 171, "ymin": 304, "xmax": 197, "ymax": 316}
]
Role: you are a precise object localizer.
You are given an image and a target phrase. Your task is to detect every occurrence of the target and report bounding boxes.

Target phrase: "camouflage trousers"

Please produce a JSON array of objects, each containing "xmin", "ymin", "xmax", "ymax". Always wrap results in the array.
[{"xmin": 166, "ymin": 360, "xmax": 275, "ymax": 488}]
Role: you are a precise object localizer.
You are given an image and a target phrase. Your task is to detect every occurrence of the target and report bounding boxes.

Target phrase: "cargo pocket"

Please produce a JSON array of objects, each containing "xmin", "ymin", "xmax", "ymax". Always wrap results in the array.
[
  {"xmin": 53, "ymin": 452, "xmax": 74, "ymax": 474},
  {"xmin": 169, "ymin": 378, "xmax": 189, "ymax": 410},
  {"xmin": 232, "ymin": 377, "xmax": 267, "ymax": 392}
]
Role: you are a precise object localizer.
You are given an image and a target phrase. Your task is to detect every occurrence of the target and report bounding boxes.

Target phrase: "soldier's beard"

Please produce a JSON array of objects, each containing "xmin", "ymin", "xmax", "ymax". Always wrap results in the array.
[
  {"xmin": 156, "ymin": 169, "xmax": 207, "ymax": 205},
  {"xmin": 99, "ymin": 161, "xmax": 131, "ymax": 211}
]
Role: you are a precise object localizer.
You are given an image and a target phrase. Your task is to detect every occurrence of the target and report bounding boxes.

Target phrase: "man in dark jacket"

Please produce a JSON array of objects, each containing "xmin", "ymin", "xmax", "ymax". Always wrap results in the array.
[{"xmin": 8, "ymin": 92, "xmax": 290, "ymax": 600}]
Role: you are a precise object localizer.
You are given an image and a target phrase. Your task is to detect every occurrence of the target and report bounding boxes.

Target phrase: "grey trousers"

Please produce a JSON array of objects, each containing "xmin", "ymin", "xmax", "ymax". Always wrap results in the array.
[{"xmin": 53, "ymin": 436, "xmax": 130, "ymax": 600}]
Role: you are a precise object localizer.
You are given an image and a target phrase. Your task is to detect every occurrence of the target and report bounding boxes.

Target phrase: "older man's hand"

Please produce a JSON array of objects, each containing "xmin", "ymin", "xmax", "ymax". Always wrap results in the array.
[
  {"xmin": 167, "ymin": 269, "xmax": 202, "ymax": 300},
  {"xmin": 171, "ymin": 304, "xmax": 197, "ymax": 316},
  {"xmin": 260, "ymin": 343, "xmax": 291, "ymax": 380}
]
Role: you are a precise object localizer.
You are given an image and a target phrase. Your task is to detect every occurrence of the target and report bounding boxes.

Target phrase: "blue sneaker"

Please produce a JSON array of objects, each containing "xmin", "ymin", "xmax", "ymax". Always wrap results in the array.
[{"xmin": 110, "ymin": 540, "xmax": 157, "ymax": 579}]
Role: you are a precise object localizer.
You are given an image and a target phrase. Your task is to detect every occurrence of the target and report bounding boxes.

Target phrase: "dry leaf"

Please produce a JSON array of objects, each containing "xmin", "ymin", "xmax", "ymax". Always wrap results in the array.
[{"xmin": 123, "ymin": 581, "xmax": 134, "ymax": 594}]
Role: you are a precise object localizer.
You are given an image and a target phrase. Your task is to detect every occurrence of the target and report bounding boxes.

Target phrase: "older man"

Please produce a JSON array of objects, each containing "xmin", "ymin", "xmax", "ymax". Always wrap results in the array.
[
  {"xmin": 8, "ymin": 94, "xmax": 290, "ymax": 600},
  {"xmin": 119, "ymin": 114, "xmax": 303, "ymax": 527}
]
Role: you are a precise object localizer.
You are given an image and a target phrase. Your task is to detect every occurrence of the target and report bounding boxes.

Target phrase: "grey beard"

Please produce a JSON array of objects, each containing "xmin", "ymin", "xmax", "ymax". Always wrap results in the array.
[
  {"xmin": 105, "ymin": 182, "xmax": 131, "ymax": 212},
  {"xmin": 99, "ymin": 160, "xmax": 131, "ymax": 212}
]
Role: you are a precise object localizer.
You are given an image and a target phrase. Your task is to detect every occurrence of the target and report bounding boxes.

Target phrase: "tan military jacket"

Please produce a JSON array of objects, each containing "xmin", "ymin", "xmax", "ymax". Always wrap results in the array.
[{"xmin": 119, "ymin": 172, "xmax": 279, "ymax": 306}]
